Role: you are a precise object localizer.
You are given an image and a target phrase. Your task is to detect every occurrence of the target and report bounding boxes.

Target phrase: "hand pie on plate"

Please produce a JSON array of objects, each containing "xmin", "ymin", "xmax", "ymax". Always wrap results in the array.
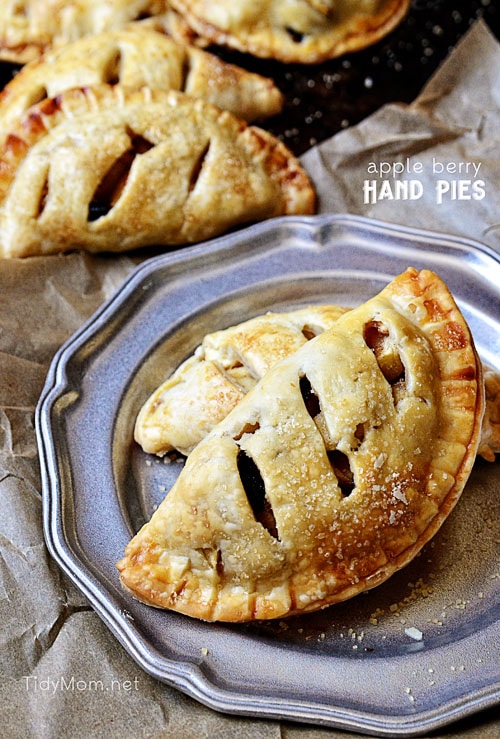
[
  {"xmin": 0, "ymin": 85, "xmax": 314, "ymax": 258},
  {"xmin": 135, "ymin": 304, "xmax": 349, "ymax": 456},
  {"xmin": 118, "ymin": 268, "xmax": 484, "ymax": 621},
  {"xmin": 169, "ymin": 0, "xmax": 411, "ymax": 63},
  {"xmin": 0, "ymin": 25, "xmax": 283, "ymax": 133}
]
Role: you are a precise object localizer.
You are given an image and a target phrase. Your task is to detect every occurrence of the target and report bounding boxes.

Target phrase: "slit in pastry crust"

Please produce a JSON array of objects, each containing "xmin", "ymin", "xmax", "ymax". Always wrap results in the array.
[
  {"xmin": 88, "ymin": 128, "xmax": 155, "ymax": 221},
  {"xmin": 0, "ymin": 24, "xmax": 283, "ymax": 131}
]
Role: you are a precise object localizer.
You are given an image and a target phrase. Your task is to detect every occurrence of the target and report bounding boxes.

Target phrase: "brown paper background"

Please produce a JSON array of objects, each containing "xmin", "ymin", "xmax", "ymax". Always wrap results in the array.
[
  {"xmin": 1, "ymin": 20, "xmax": 498, "ymax": 739},
  {"xmin": 302, "ymin": 20, "xmax": 500, "ymax": 255}
]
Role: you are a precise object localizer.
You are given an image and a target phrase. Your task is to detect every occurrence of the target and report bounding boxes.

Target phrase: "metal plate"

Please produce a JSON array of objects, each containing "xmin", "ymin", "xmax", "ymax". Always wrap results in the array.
[{"xmin": 36, "ymin": 215, "xmax": 500, "ymax": 737}]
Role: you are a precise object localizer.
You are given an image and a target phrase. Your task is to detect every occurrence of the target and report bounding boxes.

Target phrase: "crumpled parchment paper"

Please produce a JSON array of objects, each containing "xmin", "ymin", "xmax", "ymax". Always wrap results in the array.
[
  {"xmin": 1, "ymin": 19, "xmax": 499, "ymax": 739},
  {"xmin": 303, "ymin": 19, "xmax": 500, "ymax": 255}
]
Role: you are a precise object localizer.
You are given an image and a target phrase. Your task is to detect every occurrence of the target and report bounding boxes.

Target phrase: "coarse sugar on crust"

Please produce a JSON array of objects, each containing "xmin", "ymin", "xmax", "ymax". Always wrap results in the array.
[
  {"xmin": 0, "ymin": 84, "xmax": 315, "ymax": 258},
  {"xmin": 0, "ymin": 24, "xmax": 284, "ymax": 132},
  {"xmin": 117, "ymin": 268, "xmax": 484, "ymax": 622}
]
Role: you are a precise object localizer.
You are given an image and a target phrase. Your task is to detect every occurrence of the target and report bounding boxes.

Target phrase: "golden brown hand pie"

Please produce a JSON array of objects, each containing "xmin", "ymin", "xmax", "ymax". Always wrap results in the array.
[
  {"xmin": 135, "ymin": 304, "xmax": 349, "ymax": 456},
  {"xmin": 0, "ymin": 0, "xmax": 170, "ymax": 63},
  {"xmin": 0, "ymin": 85, "xmax": 314, "ymax": 258},
  {"xmin": 118, "ymin": 268, "xmax": 484, "ymax": 621},
  {"xmin": 169, "ymin": 0, "xmax": 411, "ymax": 63},
  {"xmin": 0, "ymin": 25, "xmax": 283, "ymax": 133}
]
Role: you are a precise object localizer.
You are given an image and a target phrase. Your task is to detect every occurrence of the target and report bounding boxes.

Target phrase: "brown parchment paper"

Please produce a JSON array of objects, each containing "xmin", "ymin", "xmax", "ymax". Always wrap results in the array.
[
  {"xmin": 302, "ymin": 20, "xmax": 500, "ymax": 254},
  {"xmin": 0, "ymin": 19, "xmax": 499, "ymax": 739}
]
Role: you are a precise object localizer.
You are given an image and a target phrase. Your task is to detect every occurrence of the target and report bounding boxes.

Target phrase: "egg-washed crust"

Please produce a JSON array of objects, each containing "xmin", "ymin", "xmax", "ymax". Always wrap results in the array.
[
  {"xmin": 135, "ymin": 304, "xmax": 349, "ymax": 456},
  {"xmin": 0, "ymin": 24, "xmax": 283, "ymax": 132},
  {"xmin": 169, "ymin": 0, "xmax": 411, "ymax": 64},
  {"xmin": 0, "ymin": 0, "xmax": 171, "ymax": 64},
  {"xmin": 117, "ymin": 268, "xmax": 484, "ymax": 622},
  {"xmin": 0, "ymin": 84, "xmax": 315, "ymax": 258}
]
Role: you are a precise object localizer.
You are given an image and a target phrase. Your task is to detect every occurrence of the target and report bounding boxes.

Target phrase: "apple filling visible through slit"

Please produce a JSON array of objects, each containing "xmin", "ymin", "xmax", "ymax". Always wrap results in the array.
[{"xmin": 88, "ymin": 129, "xmax": 154, "ymax": 221}]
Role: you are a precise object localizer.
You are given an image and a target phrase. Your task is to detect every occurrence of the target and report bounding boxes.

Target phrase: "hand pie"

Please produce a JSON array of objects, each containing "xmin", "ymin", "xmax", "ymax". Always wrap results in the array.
[
  {"xmin": 135, "ymin": 304, "xmax": 349, "ymax": 456},
  {"xmin": 0, "ymin": 0, "xmax": 170, "ymax": 63},
  {"xmin": 117, "ymin": 268, "xmax": 484, "ymax": 621},
  {"xmin": 169, "ymin": 0, "xmax": 411, "ymax": 63},
  {"xmin": 0, "ymin": 85, "xmax": 314, "ymax": 258},
  {"xmin": 0, "ymin": 25, "xmax": 283, "ymax": 133}
]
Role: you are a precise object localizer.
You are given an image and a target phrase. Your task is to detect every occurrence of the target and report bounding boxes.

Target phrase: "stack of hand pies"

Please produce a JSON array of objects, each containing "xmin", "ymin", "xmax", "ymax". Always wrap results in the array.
[
  {"xmin": 0, "ymin": 0, "xmax": 411, "ymax": 257},
  {"xmin": 118, "ymin": 268, "xmax": 499, "ymax": 622}
]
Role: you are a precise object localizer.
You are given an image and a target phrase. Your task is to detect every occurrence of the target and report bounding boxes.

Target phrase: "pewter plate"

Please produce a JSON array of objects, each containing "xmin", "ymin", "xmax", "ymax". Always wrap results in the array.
[{"xmin": 36, "ymin": 215, "xmax": 500, "ymax": 737}]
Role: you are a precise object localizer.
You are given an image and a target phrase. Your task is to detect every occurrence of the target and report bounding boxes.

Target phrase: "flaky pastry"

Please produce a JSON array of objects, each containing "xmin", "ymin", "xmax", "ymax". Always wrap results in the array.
[
  {"xmin": 118, "ymin": 268, "xmax": 484, "ymax": 621},
  {"xmin": 0, "ymin": 24, "xmax": 283, "ymax": 133},
  {"xmin": 0, "ymin": 0, "xmax": 170, "ymax": 63},
  {"xmin": 169, "ymin": 0, "xmax": 411, "ymax": 63},
  {"xmin": 0, "ymin": 85, "xmax": 315, "ymax": 258},
  {"xmin": 135, "ymin": 304, "xmax": 349, "ymax": 456}
]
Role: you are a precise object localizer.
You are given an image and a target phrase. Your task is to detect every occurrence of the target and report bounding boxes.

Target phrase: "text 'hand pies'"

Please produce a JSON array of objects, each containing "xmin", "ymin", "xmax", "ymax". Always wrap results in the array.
[
  {"xmin": 0, "ymin": 84, "xmax": 314, "ymax": 258},
  {"xmin": 118, "ymin": 268, "xmax": 484, "ymax": 622}
]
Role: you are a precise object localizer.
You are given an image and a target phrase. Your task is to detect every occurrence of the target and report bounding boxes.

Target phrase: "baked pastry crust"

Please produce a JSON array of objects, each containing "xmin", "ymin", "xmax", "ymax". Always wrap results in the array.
[
  {"xmin": 0, "ymin": 84, "xmax": 314, "ymax": 258},
  {"xmin": 118, "ymin": 268, "xmax": 484, "ymax": 621},
  {"xmin": 169, "ymin": 0, "xmax": 411, "ymax": 63},
  {"xmin": 0, "ymin": 0, "xmax": 169, "ymax": 64},
  {"xmin": 0, "ymin": 24, "xmax": 283, "ymax": 132},
  {"xmin": 135, "ymin": 304, "xmax": 349, "ymax": 456}
]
